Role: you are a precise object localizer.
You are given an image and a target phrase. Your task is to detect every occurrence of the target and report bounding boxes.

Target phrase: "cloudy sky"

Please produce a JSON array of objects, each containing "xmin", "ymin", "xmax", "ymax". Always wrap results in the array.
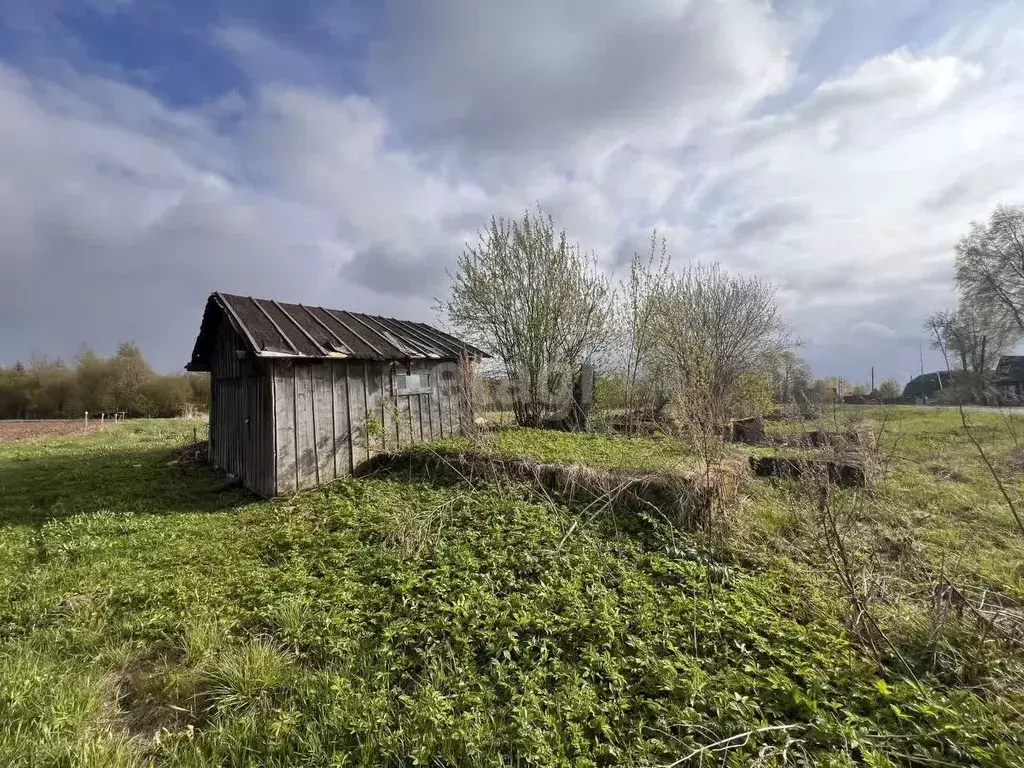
[{"xmin": 1, "ymin": 0, "xmax": 1022, "ymax": 384}]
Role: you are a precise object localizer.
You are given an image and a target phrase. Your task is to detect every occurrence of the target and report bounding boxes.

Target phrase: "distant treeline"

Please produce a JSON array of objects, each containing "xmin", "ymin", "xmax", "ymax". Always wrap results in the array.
[{"xmin": 0, "ymin": 343, "xmax": 209, "ymax": 419}]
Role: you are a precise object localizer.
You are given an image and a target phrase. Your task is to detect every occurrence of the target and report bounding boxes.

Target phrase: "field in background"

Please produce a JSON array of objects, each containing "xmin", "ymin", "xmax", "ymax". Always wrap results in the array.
[
  {"xmin": 1, "ymin": 411, "xmax": 1023, "ymax": 766},
  {"xmin": 0, "ymin": 418, "xmax": 106, "ymax": 442}
]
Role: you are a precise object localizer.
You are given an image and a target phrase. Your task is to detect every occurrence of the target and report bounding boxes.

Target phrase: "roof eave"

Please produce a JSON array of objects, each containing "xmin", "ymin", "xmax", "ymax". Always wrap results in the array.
[
  {"xmin": 254, "ymin": 350, "xmax": 349, "ymax": 359},
  {"xmin": 193, "ymin": 291, "xmax": 490, "ymax": 365}
]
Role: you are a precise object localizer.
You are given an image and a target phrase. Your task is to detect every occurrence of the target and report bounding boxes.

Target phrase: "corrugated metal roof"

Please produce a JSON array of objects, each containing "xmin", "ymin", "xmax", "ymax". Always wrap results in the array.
[{"xmin": 187, "ymin": 292, "xmax": 488, "ymax": 371}]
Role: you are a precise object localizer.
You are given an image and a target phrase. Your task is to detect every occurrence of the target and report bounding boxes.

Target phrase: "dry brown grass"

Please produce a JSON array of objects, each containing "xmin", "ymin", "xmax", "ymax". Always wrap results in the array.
[{"xmin": 371, "ymin": 448, "xmax": 749, "ymax": 533}]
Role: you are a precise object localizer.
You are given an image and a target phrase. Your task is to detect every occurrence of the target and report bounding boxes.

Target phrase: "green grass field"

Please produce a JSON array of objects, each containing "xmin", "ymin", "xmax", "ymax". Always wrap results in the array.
[{"xmin": 1, "ymin": 410, "xmax": 1023, "ymax": 767}]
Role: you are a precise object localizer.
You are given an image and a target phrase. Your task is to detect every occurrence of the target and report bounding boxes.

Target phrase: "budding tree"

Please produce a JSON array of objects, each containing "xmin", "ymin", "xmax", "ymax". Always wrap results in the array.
[
  {"xmin": 618, "ymin": 231, "xmax": 672, "ymax": 426},
  {"xmin": 654, "ymin": 263, "xmax": 790, "ymax": 443},
  {"xmin": 442, "ymin": 207, "xmax": 612, "ymax": 427}
]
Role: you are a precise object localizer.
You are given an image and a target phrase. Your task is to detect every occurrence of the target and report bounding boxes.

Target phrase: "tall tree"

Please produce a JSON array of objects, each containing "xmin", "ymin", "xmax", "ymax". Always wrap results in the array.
[
  {"xmin": 925, "ymin": 302, "xmax": 1016, "ymax": 401},
  {"xmin": 75, "ymin": 345, "xmax": 115, "ymax": 414},
  {"xmin": 809, "ymin": 376, "xmax": 840, "ymax": 403},
  {"xmin": 0, "ymin": 364, "xmax": 30, "ymax": 418},
  {"xmin": 0, "ymin": 343, "xmax": 209, "ymax": 419},
  {"xmin": 443, "ymin": 206, "xmax": 612, "ymax": 427},
  {"xmin": 27, "ymin": 357, "xmax": 79, "ymax": 418},
  {"xmin": 955, "ymin": 205, "xmax": 1024, "ymax": 331}
]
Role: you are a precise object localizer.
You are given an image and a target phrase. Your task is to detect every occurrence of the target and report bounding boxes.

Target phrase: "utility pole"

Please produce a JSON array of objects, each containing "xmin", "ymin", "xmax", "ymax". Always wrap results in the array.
[
  {"xmin": 919, "ymin": 341, "xmax": 925, "ymax": 377},
  {"xmin": 871, "ymin": 366, "xmax": 875, "ymax": 392}
]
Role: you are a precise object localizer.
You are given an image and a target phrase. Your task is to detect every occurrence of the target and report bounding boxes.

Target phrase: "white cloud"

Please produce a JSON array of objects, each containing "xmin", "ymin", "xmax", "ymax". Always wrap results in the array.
[
  {"xmin": 252, "ymin": 87, "xmax": 486, "ymax": 242},
  {"xmin": 809, "ymin": 49, "xmax": 981, "ymax": 116},
  {"xmin": 216, "ymin": 26, "xmax": 331, "ymax": 90},
  {"xmin": 3, "ymin": 1, "xmax": 1024, "ymax": 385},
  {"xmin": 688, "ymin": 43, "xmax": 1024, "ymax": 320},
  {"xmin": 0, "ymin": 63, "xmax": 453, "ymax": 369}
]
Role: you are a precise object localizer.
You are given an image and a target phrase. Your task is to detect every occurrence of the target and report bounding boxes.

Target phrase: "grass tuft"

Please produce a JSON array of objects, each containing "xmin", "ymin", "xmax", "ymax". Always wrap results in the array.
[{"xmin": 196, "ymin": 638, "xmax": 294, "ymax": 715}]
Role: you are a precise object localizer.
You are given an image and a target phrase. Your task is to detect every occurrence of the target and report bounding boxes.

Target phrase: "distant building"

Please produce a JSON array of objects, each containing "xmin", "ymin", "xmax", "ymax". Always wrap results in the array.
[
  {"xmin": 994, "ymin": 356, "xmax": 1024, "ymax": 402},
  {"xmin": 901, "ymin": 371, "xmax": 954, "ymax": 404},
  {"xmin": 186, "ymin": 292, "xmax": 488, "ymax": 496}
]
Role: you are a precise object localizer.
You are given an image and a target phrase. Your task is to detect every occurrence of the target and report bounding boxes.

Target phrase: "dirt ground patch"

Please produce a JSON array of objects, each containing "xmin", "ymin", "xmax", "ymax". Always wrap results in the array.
[{"xmin": 0, "ymin": 419, "xmax": 105, "ymax": 442}]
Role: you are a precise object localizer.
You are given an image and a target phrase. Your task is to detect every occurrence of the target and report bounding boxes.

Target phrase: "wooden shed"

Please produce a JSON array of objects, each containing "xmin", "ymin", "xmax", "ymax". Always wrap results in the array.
[{"xmin": 185, "ymin": 292, "xmax": 488, "ymax": 496}]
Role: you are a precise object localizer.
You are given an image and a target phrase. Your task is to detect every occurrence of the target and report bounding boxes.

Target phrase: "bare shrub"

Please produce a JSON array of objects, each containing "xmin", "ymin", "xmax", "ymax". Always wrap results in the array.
[
  {"xmin": 655, "ymin": 263, "xmax": 789, "ymax": 439},
  {"xmin": 645, "ymin": 266, "xmax": 783, "ymax": 503},
  {"xmin": 766, "ymin": 350, "xmax": 814, "ymax": 405}
]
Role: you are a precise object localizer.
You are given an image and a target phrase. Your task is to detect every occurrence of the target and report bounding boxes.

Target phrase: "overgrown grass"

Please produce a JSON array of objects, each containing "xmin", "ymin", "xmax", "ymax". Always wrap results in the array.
[
  {"xmin": 447, "ymin": 413, "xmax": 1024, "ymax": 598},
  {"xmin": 747, "ymin": 407, "xmax": 1024, "ymax": 595},
  {"xmin": 0, "ymin": 416, "xmax": 1022, "ymax": 765}
]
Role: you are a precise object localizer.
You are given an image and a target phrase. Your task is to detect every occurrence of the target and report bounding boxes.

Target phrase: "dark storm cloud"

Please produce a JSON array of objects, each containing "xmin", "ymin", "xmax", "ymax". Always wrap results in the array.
[{"xmin": 344, "ymin": 242, "xmax": 453, "ymax": 300}]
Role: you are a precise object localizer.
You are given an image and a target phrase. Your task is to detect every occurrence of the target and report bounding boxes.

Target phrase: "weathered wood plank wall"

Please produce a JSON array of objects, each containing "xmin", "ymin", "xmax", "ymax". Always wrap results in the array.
[
  {"xmin": 294, "ymin": 364, "xmax": 318, "ymax": 489},
  {"xmin": 364, "ymin": 362, "xmax": 384, "ymax": 462},
  {"xmin": 208, "ymin": 321, "xmax": 274, "ymax": 496},
  {"xmin": 332, "ymin": 364, "xmax": 352, "ymax": 477},
  {"xmin": 347, "ymin": 362, "xmax": 368, "ymax": 471},
  {"xmin": 380, "ymin": 362, "xmax": 397, "ymax": 453},
  {"xmin": 270, "ymin": 359, "xmax": 464, "ymax": 495},
  {"xmin": 312, "ymin": 364, "xmax": 335, "ymax": 484}
]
